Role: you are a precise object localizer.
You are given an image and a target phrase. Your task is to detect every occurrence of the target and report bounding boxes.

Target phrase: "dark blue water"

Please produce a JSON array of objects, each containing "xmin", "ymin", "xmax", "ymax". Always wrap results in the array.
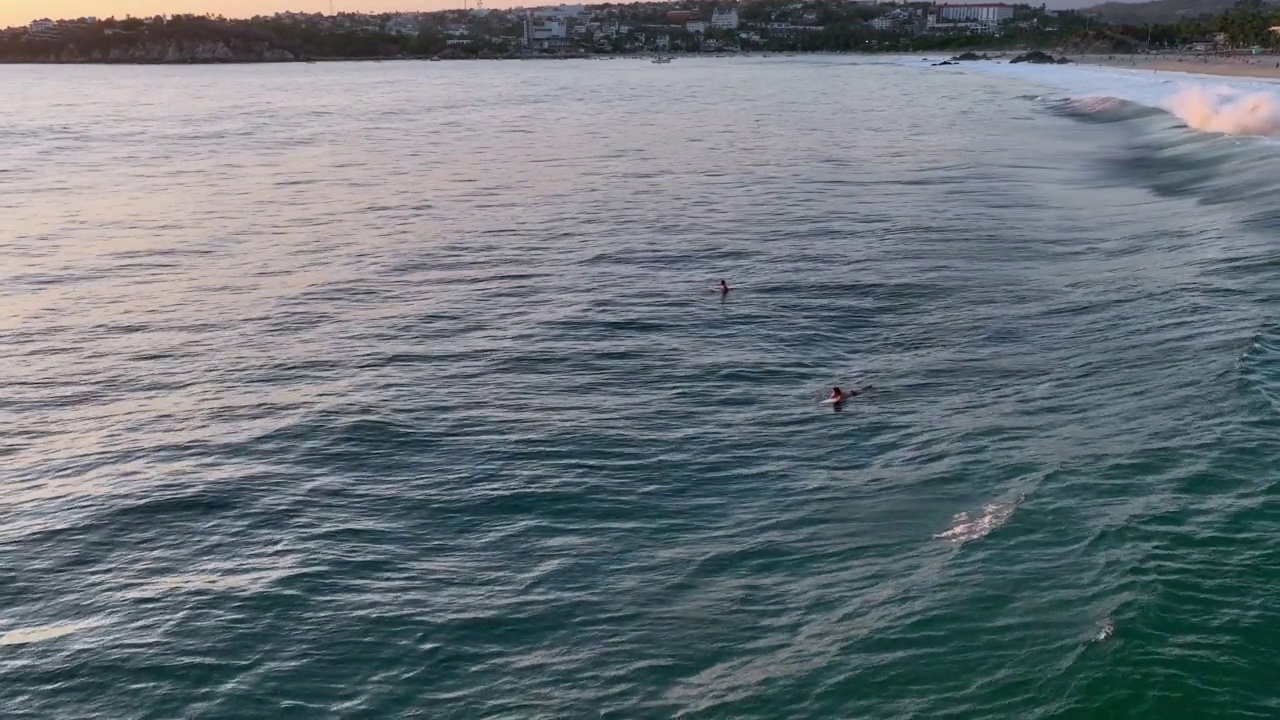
[{"xmin": 2, "ymin": 58, "xmax": 1278, "ymax": 718}]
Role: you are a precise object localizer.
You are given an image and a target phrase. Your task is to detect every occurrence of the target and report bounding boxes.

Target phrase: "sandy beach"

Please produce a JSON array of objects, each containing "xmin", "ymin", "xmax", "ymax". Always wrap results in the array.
[{"xmin": 1076, "ymin": 52, "xmax": 1280, "ymax": 81}]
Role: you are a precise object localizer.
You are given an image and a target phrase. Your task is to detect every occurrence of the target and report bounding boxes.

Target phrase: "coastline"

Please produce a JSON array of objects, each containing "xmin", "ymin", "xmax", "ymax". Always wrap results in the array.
[{"xmin": 1075, "ymin": 52, "xmax": 1280, "ymax": 82}]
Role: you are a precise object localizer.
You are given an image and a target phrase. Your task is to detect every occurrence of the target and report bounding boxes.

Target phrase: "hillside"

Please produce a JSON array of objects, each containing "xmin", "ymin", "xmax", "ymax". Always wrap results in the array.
[{"xmin": 1078, "ymin": 0, "xmax": 1270, "ymax": 24}]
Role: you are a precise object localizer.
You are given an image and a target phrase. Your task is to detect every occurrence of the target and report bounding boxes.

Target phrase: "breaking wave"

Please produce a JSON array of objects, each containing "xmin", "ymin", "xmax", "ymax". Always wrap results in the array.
[
  {"xmin": 951, "ymin": 58, "xmax": 1280, "ymax": 137},
  {"xmin": 1164, "ymin": 86, "xmax": 1280, "ymax": 136}
]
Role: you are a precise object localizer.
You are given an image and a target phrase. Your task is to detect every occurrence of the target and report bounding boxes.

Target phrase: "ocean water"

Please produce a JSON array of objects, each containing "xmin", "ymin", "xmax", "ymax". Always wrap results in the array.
[{"xmin": 2, "ymin": 57, "xmax": 1279, "ymax": 718}]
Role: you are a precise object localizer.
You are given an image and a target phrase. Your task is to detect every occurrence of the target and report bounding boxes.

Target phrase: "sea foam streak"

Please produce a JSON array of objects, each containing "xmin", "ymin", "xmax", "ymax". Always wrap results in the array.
[{"xmin": 936, "ymin": 494, "xmax": 1023, "ymax": 544}]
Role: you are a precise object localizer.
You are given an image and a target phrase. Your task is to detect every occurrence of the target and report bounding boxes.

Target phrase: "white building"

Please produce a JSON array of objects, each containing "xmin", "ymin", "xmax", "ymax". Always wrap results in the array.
[
  {"xmin": 686, "ymin": 20, "xmax": 707, "ymax": 33},
  {"xmin": 937, "ymin": 3, "xmax": 1013, "ymax": 26},
  {"xmin": 711, "ymin": 7, "xmax": 739, "ymax": 30},
  {"xmin": 28, "ymin": 19, "xmax": 55, "ymax": 33}
]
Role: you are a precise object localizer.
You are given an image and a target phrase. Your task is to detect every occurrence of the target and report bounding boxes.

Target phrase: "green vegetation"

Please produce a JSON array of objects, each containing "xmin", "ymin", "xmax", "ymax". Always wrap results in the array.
[{"xmin": 3, "ymin": 0, "xmax": 1280, "ymax": 63}]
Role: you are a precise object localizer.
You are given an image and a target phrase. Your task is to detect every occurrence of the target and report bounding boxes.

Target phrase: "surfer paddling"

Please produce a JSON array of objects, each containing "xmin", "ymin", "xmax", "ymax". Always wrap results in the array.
[
  {"xmin": 825, "ymin": 385, "xmax": 873, "ymax": 407},
  {"xmin": 718, "ymin": 279, "xmax": 730, "ymax": 295}
]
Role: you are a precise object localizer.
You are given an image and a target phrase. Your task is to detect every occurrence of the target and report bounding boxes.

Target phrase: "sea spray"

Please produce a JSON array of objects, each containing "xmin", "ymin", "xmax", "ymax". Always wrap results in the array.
[{"xmin": 1165, "ymin": 86, "xmax": 1280, "ymax": 136}]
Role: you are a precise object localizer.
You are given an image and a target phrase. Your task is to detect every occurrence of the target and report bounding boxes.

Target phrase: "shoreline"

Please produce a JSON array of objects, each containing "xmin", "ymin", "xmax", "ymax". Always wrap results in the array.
[
  {"xmin": 1074, "ymin": 52, "xmax": 1280, "ymax": 82},
  {"xmin": 9, "ymin": 50, "xmax": 1280, "ymax": 81}
]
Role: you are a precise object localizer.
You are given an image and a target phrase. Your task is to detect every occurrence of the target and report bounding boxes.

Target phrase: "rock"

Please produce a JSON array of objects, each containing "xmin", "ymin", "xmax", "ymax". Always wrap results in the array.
[
  {"xmin": 931, "ymin": 60, "xmax": 955, "ymax": 66},
  {"xmin": 1056, "ymin": 56, "xmax": 1073, "ymax": 64},
  {"xmin": 951, "ymin": 52, "xmax": 988, "ymax": 61},
  {"xmin": 1010, "ymin": 50, "xmax": 1058, "ymax": 64}
]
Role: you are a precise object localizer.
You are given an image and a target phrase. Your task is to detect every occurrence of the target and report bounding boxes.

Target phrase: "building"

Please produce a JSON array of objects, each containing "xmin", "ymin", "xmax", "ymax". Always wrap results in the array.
[
  {"xmin": 686, "ymin": 20, "xmax": 707, "ymax": 33},
  {"xmin": 937, "ymin": 3, "xmax": 1013, "ymax": 26},
  {"xmin": 711, "ymin": 7, "xmax": 739, "ymax": 30},
  {"xmin": 767, "ymin": 22, "xmax": 825, "ymax": 33},
  {"xmin": 384, "ymin": 15, "xmax": 420, "ymax": 36},
  {"xmin": 666, "ymin": 10, "xmax": 697, "ymax": 22},
  {"xmin": 926, "ymin": 19, "xmax": 991, "ymax": 34},
  {"xmin": 526, "ymin": 14, "xmax": 568, "ymax": 48},
  {"xmin": 538, "ymin": 5, "xmax": 588, "ymax": 19}
]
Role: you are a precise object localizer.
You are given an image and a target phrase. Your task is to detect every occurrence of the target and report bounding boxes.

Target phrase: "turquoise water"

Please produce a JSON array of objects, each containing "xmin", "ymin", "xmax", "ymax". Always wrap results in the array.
[{"xmin": 2, "ymin": 58, "xmax": 1278, "ymax": 718}]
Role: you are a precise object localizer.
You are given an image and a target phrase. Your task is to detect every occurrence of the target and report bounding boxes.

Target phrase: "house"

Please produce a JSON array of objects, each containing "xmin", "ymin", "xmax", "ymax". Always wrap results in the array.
[
  {"xmin": 27, "ymin": 19, "xmax": 63, "ymax": 39},
  {"xmin": 687, "ymin": 20, "xmax": 707, "ymax": 33}
]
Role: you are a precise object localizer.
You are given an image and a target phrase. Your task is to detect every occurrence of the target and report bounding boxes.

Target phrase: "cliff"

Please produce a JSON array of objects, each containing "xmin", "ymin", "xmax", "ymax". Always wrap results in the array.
[
  {"xmin": 0, "ymin": 17, "xmax": 413, "ymax": 64},
  {"xmin": 6, "ymin": 39, "xmax": 297, "ymax": 63}
]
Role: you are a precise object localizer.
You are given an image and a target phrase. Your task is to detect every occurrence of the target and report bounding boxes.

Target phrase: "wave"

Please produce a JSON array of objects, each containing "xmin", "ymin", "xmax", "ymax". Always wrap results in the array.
[
  {"xmin": 1043, "ymin": 95, "xmax": 1168, "ymax": 123},
  {"xmin": 951, "ymin": 59, "xmax": 1280, "ymax": 137}
]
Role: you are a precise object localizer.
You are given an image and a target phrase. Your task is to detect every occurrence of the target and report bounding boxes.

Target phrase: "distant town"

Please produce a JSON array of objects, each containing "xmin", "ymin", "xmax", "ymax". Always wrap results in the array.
[{"xmin": 0, "ymin": 0, "xmax": 1270, "ymax": 63}]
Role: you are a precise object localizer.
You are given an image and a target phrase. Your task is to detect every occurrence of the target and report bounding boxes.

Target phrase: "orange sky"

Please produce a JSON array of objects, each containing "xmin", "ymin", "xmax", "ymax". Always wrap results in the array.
[{"xmin": 0, "ymin": 1, "xmax": 511, "ymax": 27}]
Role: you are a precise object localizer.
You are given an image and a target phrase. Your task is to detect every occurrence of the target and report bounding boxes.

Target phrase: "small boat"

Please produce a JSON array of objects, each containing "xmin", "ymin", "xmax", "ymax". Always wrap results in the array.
[{"xmin": 651, "ymin": 56, "xmax": 671, "ymax": 64}]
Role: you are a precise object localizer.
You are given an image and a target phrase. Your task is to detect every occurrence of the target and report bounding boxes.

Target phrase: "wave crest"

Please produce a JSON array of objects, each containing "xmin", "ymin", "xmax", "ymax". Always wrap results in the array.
[
  {"xmin": 1165, "ymin": 86, "xmax": 1280, "ymax": 136},
  {"xmin": 1044, "ymin": 95, "xmax": 1166, "ymax": 123}
]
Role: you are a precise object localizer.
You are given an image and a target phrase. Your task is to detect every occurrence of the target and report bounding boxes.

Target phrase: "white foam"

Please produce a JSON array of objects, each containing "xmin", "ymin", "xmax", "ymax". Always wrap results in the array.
[
  {"xmin": 1166, "ymin": 86, "xmax": 1280, "ymax": 135},
  {"xmin": 1095, "ymin": 617, "xmax": 1115, "ymax": 642},
  {"xmin": 935, "ymin": 493, "xmax": 1022, "ymax": 544},
  {"xmin": 0, "ymin": 621, "xmax": 95, "ymax": 646}
]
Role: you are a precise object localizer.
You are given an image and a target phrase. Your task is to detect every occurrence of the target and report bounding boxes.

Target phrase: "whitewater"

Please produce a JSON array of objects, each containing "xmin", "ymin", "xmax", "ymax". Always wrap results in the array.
[{"xmin": 900, "ymin": 56, "xmax": 1280, "ymax": 137}]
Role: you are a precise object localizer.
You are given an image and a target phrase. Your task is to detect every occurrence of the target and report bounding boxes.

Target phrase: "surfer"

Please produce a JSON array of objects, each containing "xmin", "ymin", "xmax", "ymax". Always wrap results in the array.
[
  {"xmin": 830, "ymin": 387, "xmax": 855, "ymax": 402},
  {"xmin": 719, "ymin": 279, "xmax": 730, "ymax": 295}
]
